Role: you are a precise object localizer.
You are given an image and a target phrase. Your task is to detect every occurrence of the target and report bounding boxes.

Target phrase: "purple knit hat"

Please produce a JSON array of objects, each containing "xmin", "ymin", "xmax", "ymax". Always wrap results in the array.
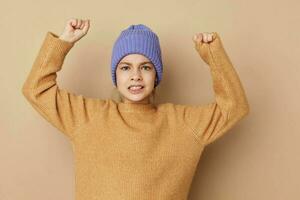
[{"xmin": 111, "ymin": 24, "xmax": 163, "ymax": 88}]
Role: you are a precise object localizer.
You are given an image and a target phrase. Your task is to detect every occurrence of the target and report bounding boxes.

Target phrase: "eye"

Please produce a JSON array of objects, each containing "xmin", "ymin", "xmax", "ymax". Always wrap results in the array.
[
  {"xmin": 120, "ymin": 66, "xmax": 129, "ymax": 70},
  {"xmin": 142, "ymin": 65, "xmax": 152, "ymax": 70},
  {"xmin": 119, "ymin": 65, "xmax": 152, "ymax": 71}
]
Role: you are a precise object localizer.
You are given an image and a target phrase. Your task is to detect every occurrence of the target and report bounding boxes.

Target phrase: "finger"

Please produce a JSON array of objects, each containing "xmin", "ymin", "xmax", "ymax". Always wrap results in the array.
[
  {"xmin": 76, "ymin": 19, "xmax": 81, "ymax": 29},
  {"xmin": 207, "ymin": 34, "xmax": 213, "ymax": 42},
  {"xmin": 68, "ymin": 18, "xmax": 76, "ymax": 27},
  {"xmin": 202, "ymin": 33, "xmax": 207, "ymax": 43},
  {"xmin": 76, "ymin": 19, "xmax": 82, "ymax": 29},
  {"xmin": 199, "ymin": 33, "xmax": 203, "ymax": 41},
  {"xmin": 193, "ymin": 33, "xmax": 201, "ymax": 43},
  {"xmin": 70, "ymin": 18, "xmax": 77, "ymax": 27},
  {"xmin": 193, "ymin": 33, "xmax": 203, "ymax": 52},
  {"xmin": 82, "ymin": 19, "xmax": 90, "ymax": 33},
  {"xmin": 193, "ymin": 32, "xmax": 204, "ymax": 48},
  {"xmin": 193, "ymin": 34, "xmax": 197, "ymax": 42},
  {"xmin": 80, "ymin": 20, "xmax": 85, "ymax": 29},
  {"xmin": 205, "ymin": 32, "xmax": 211, "ymax": 42},
  {"xmin": 196, "ymin": 33, "xmax": 203, "ymax": 43}
]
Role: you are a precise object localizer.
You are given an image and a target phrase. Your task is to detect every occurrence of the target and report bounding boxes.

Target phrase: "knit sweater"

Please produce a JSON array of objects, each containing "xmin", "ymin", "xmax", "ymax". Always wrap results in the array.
[{"xmin": 22, "ymin": 31, "xmax": 250, "ymax": 200}]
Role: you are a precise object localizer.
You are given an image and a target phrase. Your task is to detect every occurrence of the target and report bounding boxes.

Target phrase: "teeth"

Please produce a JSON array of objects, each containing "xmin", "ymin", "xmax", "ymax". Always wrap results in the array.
[{"xmin": 129, "ymin": 86, "xmax": 143, "ymax": 90}]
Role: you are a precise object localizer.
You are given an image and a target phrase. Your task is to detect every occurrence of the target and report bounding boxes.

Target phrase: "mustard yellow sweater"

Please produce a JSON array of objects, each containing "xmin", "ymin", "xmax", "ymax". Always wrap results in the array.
[{"xmin": 22, "ymin": 31, "xmax": 250, "ymax": 200}]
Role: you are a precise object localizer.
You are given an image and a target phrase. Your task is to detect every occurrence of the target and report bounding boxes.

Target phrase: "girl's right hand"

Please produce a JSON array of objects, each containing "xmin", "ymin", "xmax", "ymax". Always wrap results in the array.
[{"xmin": 59, "ymin": 18, "xmax": 90, "ymax": 43}]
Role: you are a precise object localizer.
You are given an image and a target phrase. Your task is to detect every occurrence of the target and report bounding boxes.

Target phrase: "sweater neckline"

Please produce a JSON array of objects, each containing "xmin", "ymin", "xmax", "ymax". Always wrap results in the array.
[{"xmin": 112, "ymin": 99, "xmax": 156, "ymax": 112}]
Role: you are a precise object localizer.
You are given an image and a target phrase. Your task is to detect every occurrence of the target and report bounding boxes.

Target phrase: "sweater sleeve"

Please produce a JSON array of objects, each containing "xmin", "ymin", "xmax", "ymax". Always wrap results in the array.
[
  {"xmin": 21, "ymin": 31, "xmax": 107, "ymax": 141},
  {"xmin": 180, "ymin": 32, "xmax": 250, "ymax": 146}
]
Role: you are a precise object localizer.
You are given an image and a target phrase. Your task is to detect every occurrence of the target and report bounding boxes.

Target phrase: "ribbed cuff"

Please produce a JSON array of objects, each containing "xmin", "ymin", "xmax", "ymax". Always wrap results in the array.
[{"xmin": 44, "ymin": 31, "xmax": 75, "ymax": 59}]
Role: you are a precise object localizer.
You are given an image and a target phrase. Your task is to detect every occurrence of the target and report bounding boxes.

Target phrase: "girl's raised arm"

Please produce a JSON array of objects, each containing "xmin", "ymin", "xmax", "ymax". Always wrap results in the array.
[
  {"xmin": 178, "ymin": 32, "xmax": 250, "ymax": 146},
  {"xmin": 21, "ymin": 19, "xmax": 108, "ymax": 141}
]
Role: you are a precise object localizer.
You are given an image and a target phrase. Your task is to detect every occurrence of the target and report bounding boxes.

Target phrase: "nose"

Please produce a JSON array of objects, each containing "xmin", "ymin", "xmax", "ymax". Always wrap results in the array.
[{"xmin": 130, "ymin": 69, "xmax": 143, "ymax": 81}]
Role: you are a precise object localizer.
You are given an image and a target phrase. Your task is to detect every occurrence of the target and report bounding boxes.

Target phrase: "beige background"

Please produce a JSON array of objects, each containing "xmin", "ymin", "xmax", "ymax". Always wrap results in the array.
[{"xmin": 1, "ymin": 0, "xmax": 299, "ymax": 199}]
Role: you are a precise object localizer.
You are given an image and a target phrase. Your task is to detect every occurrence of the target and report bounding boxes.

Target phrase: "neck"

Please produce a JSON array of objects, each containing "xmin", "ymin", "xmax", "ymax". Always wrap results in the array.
[
  {"xmin": 122, "ymin": 97, "xmax": 151, "ymax": 104},
  {"xmin": 111, "ymin": 99, "xmax": 156, "ymax": 112}
]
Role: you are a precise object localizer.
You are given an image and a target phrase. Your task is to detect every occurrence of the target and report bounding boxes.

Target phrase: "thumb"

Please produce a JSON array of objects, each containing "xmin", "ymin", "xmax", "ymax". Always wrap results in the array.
[{"xmin": 64, "ymin": 18, "xmax": 77, "ymax": 32}]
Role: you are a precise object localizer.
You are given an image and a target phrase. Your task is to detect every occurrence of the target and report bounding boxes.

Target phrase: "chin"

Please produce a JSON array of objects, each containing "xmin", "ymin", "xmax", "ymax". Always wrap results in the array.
[
  {"xmin": 122, "ymin": 93, "xmax": 150, "ymax": 103},
  {"xmin": 125, "ymin": 96, "xmax": 148, "ymax": 103}
]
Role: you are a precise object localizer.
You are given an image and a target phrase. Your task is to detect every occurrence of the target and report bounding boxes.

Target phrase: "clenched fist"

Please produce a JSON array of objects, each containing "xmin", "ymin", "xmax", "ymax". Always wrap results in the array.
[
  {"xmin": 192, "ymin": 32, "xmax": 218, "ymax": 65},
  {"xmin": 59, "ymin": 18, "xmax": 90, "ymax": 43},
  {"xmin": 192, "ymin": 32, "xmax": 215, "ymax": 44}
]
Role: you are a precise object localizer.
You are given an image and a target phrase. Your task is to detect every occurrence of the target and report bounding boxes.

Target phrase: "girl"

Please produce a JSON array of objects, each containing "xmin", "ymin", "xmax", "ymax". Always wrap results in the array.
[{"xmin": 22, "ymin": 18, "xmax": 250, "ymax": 200}]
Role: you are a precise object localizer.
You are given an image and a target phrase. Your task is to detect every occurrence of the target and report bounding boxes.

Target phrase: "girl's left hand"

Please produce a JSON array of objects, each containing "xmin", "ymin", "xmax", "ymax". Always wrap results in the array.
[{"xmin": 192, "ymin": 32, "xmax": 214, "ymax": 44}]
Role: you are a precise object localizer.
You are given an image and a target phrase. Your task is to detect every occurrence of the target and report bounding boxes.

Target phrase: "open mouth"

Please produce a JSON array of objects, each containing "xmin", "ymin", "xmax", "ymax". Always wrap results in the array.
[{"xmin": 128, "ymin": 85, "xmax": 144, "ymax": 94}]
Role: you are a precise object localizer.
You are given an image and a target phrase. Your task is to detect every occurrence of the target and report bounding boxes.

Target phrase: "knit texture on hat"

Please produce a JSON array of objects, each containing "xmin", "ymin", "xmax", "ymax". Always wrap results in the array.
[{"xmin": 111, "ymin": 24, "xmax": 163, "ymax": 88}]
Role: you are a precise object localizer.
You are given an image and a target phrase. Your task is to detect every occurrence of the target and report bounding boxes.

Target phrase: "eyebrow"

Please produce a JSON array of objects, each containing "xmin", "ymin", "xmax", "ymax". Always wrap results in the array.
[{"xmin": 118, "ymin": 61, "xmax": 153, "ymax": 66}]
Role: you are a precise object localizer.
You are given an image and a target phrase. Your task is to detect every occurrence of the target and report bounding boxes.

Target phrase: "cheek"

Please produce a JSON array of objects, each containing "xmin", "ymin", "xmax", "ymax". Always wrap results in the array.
[
  {"xmin": 144, "ymin": 71, "xmax": 156, "ymax": 79},
  {"xmin": 116, "ymin": 71, "xmax": 127, "ymax": 82},
  {"xmin": 150, "ymin": 73, "xmax": 157, "ymax": 83}
]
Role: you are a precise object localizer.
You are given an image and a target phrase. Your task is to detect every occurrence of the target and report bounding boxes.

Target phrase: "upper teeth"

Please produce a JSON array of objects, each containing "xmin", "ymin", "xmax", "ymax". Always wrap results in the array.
[{"xmin": 129, "ymin": 85, "xmax": 143, "ymax": 89}]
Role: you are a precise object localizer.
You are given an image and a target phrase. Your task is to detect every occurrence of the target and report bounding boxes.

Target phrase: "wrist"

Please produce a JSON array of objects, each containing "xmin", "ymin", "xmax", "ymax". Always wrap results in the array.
[{"xmin": 59, "ymin": 35, "xmax": 73, "ymax": 43}]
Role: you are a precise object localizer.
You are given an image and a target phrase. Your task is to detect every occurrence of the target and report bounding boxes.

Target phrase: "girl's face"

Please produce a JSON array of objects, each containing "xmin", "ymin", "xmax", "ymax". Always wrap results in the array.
[{"xmin": 116, "ymin": 54, "xmax": 156, "ymax": 104}]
